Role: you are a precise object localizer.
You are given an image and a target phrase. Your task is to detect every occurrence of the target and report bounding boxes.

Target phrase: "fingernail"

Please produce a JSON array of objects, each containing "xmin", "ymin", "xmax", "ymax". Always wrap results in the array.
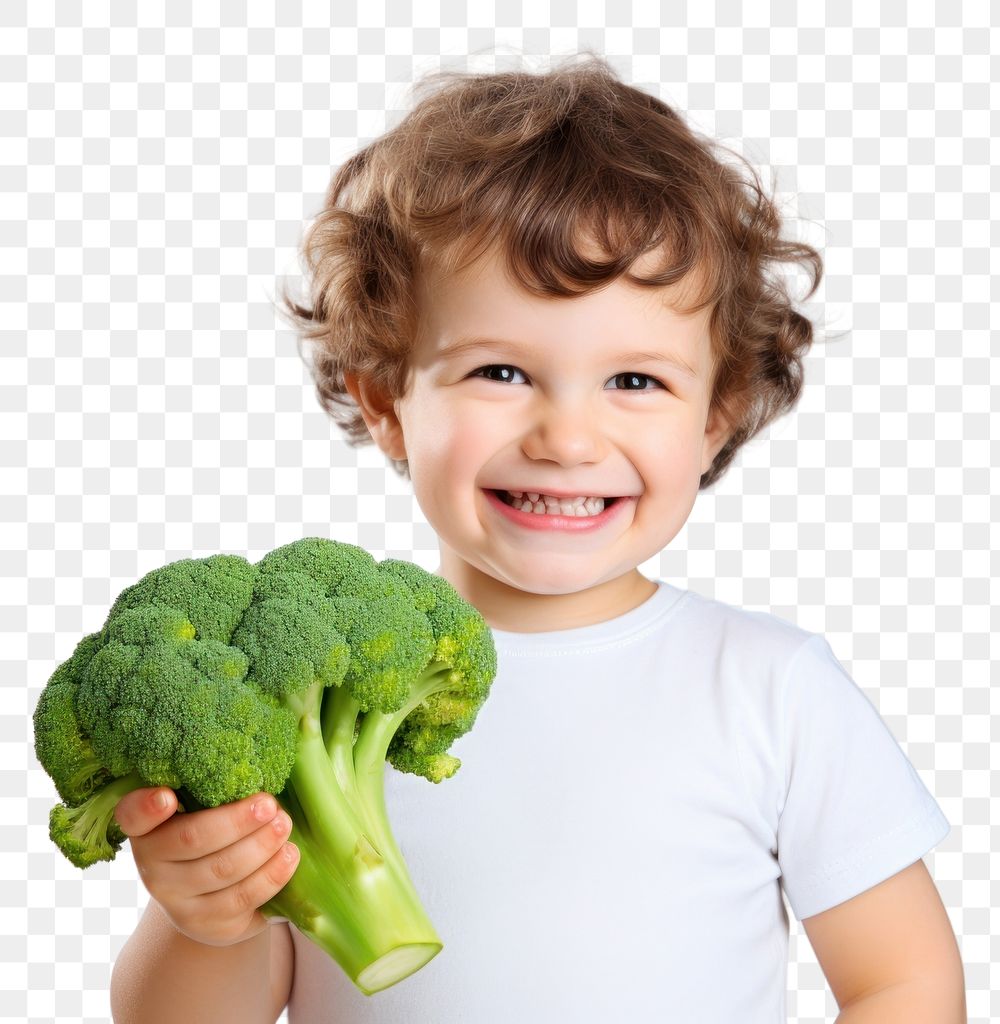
[
  {"xmin": 284, "ymin": 843, "xmax": 298, "ymax": 863},
  {"xmin": 154, "ymin": 790, "xmax": 169, "ymax": 811},
  {"xmin": 253, "ymin": 796, "xmax": 276, "ymax": 821}
]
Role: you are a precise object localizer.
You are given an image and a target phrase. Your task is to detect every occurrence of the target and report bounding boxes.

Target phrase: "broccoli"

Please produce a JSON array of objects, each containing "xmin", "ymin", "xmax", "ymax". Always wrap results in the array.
[{"xmin": 32, "ymin": 536, "xmax": 497, "ymax": 995}]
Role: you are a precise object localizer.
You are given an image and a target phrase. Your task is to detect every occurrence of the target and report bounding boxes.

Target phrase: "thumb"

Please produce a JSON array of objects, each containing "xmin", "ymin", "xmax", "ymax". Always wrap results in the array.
[{"xmin": 113, "ymin": 786, "xmax": 178, "ymax": 838}]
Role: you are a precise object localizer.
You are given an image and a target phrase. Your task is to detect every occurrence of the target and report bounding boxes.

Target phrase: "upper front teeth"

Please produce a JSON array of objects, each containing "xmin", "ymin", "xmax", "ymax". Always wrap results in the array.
[{"xmin": 505, "ymin": 490, "xmax": 607, "ymax": 516}]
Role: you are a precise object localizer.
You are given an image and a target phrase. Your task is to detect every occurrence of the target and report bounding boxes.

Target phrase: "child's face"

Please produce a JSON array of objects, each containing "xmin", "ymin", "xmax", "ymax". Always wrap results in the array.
[{"xmin": 347, "ymin": 245, "xmax": 730, "ymax": 629}]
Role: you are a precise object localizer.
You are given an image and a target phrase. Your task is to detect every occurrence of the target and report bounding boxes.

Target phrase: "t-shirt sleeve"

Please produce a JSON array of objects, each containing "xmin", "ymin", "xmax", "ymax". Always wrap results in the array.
[{"xmin": 775, "ymin": 634, "xmax": 951, "ymax": 921}]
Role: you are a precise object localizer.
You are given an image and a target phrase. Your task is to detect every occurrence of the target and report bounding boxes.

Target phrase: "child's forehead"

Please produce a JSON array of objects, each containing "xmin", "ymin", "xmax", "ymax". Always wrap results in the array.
[
  {"xmin": 411, "ymin": 240, "xmax": 716, "ymax": 382},
  {"xmin": 416, "ymin": 239, "xmax": 713, "ymax": 314}
]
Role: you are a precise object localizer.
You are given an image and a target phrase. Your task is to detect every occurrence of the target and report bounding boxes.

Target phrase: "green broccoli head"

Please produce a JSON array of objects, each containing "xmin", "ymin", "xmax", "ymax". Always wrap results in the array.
[
  {"xmin": 76, "ymin": 598, "xmax": 300, "ymax": 806},
  {"xmin": 377, "ymin": 559, "xmax": 497, "ymax": 781},
  {"xmin": 33, "ymin": 631, "xmax": 109, "ymax": 806},
  {"xmin": 34, "ymin": 537, "xmax": 497, "ymax": 994},
  {"xmin": 251, "ymin": 537, "xmax": 438, "ymax": 715}
]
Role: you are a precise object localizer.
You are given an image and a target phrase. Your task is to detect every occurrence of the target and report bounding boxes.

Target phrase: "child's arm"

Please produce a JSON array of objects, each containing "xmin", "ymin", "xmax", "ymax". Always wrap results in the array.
[
  {"xmin": 801, "ymin": 859, "xmax": 966, "ymax": 1022},
  {"xmin": 110, "ymin": 901, "xmax": 293, "ymax": 1024},
  {"xmin": 108, "ymin": 787, "xmax": 297, "ymax": 1024}
]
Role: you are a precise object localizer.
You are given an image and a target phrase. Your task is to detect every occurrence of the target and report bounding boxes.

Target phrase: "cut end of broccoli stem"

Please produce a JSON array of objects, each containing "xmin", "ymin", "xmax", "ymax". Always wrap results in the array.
[
  {"xmin": 263, "ymin": 795, "xmax": 444, "ymax": 996},
  {"xmin": 355, "ymin": 942, "xmax": 443, "ymax": 995}
]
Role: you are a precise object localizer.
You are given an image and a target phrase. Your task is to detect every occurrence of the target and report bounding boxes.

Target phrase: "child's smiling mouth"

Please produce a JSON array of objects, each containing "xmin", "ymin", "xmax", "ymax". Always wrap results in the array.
[
  {"xmin": 492, "ymin": 487, "xmax": 621, "ymax": 514},
  {"xmin": 483, "ymin": 488, "xmax": 631, "ymax": 531}
]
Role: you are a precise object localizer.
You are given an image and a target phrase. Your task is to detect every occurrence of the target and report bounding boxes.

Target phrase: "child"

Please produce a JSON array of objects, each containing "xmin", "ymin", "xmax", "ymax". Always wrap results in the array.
[{"xmin": 109, "ymin": 55, "xmax": 965, "ymax": 1022}]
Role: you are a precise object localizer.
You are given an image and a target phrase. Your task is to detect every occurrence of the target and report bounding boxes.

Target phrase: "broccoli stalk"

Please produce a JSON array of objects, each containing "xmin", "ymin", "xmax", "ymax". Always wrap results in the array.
[
  {"xmin": 33, "ymin": 537, "xmax": 497, "ymax": 996},
  {"xmin": 264, "ymin": 665, "xmax": 457, "ymax": 992}
]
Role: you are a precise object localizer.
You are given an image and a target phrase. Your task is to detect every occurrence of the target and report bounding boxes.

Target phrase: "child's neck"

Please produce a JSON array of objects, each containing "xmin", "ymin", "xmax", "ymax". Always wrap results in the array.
[{"xmin": 433, "ymin": 559, "xmax": 658, "ymax": 634}]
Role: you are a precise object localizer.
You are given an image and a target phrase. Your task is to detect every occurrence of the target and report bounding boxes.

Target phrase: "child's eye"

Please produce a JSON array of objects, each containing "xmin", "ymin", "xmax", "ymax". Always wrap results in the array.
[
  {"xmin": 609, "ymin": 372, "xmax": 668, "ymax": 392},
  {"xmin": 471, "ymin": 364, "xmax": 527, "ymax": 384},
  {"xmin": 469, "ymin": 365, "xmax": 668, "ymax": 392}
]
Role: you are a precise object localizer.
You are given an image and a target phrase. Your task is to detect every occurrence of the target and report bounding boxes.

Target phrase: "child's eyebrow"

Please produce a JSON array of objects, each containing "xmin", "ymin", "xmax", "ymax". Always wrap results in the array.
[{"xmin": 440, "ymin": 335, "xmax": 698, "ymax": 379}]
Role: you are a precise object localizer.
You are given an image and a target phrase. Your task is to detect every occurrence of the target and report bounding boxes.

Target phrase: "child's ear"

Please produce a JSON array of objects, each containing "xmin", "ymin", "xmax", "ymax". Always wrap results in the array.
[
  {"xmin": 342, "ymin": 371, "xmax": 407, "ymax": 463},
  {"xmin": 700, "ymin": 403, "xmax": 732, "ymax": 476}
]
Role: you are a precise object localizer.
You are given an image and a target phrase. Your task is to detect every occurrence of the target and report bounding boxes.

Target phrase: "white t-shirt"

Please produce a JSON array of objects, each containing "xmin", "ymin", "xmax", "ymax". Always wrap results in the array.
[{"xmin": 286, "ymin": 580, "xmax": 950, "ymax": 1023}]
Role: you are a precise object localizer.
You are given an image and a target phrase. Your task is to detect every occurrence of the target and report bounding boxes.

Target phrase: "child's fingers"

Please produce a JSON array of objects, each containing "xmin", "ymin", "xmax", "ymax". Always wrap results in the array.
[
  {"xmin": 180, "ymin": 842, "xmax": 301, "ymax": 946},
  {"xmin": 197, "ymin": 835, "xmax": 300, "ymax": 937},
  {"xmin": 113, "ymin": 786, "xmax": 178, "ymax": 838},
  {"xmin": 161, "ymin": 810, "xmax": 294, "ymax": 897},
  {"xmin": 152, "ymin": 792, "xmax": 283, "ymax": 862}
]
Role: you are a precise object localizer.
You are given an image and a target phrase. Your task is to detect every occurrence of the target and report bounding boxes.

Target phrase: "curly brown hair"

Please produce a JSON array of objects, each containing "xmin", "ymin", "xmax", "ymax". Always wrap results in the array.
[{"xmin": 276, "ymin": 52, "xmax": 824, "ymax": 490}]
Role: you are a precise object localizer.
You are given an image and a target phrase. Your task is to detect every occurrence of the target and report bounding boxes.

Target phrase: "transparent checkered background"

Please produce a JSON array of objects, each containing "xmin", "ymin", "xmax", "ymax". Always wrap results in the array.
[{"xmin": 2, "ymin": 2, "xmax": 994, "ymax": 1022}]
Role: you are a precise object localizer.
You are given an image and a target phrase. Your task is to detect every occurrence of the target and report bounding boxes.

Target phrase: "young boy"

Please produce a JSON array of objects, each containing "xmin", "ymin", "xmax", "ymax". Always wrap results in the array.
[{"xmin": 109, "ymin": 56, "xmax": 966, "ymax": 1022}]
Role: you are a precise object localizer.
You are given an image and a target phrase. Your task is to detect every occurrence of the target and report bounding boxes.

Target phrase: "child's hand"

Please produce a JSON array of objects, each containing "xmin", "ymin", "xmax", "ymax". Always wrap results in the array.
[{"xmin": 113, "ymin": 787, "xmax": 299, "ymax": 948}]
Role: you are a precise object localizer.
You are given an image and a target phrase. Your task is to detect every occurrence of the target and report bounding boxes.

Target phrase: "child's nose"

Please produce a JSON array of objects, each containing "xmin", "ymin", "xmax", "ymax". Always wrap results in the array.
[{"xmin": 518, "ymin": 401, "xmax": 609, "ymax": 464}]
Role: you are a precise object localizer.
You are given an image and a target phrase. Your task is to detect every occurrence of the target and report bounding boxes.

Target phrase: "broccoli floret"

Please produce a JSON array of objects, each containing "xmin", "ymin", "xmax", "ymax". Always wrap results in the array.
[{"xmin": 33, "ymin": 537, "xmax": 497, "ymax": 995}]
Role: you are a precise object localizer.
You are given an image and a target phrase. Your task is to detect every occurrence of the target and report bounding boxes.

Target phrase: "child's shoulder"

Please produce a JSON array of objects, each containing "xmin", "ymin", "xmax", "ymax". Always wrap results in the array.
[
  {"xmin": 660, "ymin": 585, "xmax": 853, "ymax": 722},
  {"xmin": 665, "ymin": 582, "xmax": 820, "ymax": 665}
]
